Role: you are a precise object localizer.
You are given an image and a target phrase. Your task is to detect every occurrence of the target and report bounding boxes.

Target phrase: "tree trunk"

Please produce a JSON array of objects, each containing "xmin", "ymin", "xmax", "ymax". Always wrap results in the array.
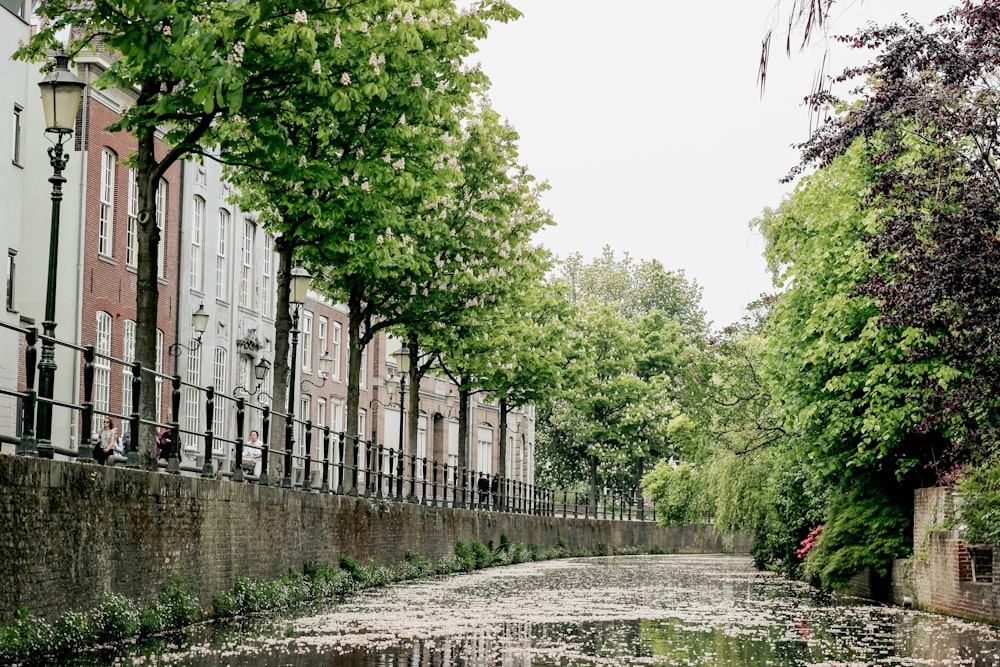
[
  {"xmin": 405, "ymin": 331, "xmax": 419, "ymax": 459},
  {"xmin": 498, "ymin": 396, "xmax": 508, "ymax": 479},
  {"xmin": 270, "ymin": 240, "xmax": 294, "ymax": 481},
  {"xmin": 346, "ymin": 278, "xmax": 365, "ymax": 481},
  {"xmin": 589, "ymin": 454, "xmax": 599, "ymax": 516},
  {"xmin": 135, "ymin": 126, "xmax": 160, "ymax": 470}
]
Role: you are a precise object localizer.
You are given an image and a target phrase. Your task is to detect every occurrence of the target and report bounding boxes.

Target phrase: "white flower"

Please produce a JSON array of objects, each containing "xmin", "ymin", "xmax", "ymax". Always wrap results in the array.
[
  {"xmin": 349, "ymin": 233, "xmax": 355, "ymax": 241},
  {"xmin": 333, "ymin": 31, "xmax": 342, "ymax": 48},
  {"xmin": 411, "ymin": 74, "xmax": 422, "ymax": 87},
  {"xmin": 360, "ymin": 22, "xmax": 369, "ymax": 35},
  {"xmin": 340, "ymin": 72, "xmax": 351, "ymax": 85},
  {"xmin": 361, "ymin": 180, "xmax": 370, "ymax": 191},
  {"xmin": 403, "ymin": 9, "xmax": 414, "ymax": 25},
  {"xmin": 435, "ymin": 81, "xmax": 447, "ymax": 93},
  {"xmin": 342, "ymin": 176, "xmax": 350, "ymax": 187},
  {"xmin": 392, "ymin": 158, "xmax": 405, "ymax": 170},
  {"xmin": 293, "ymin": 10, "xmax": 308, "ymax": 23},
  {"xmin": 312, "ymin": 59, "xmax": 322, "ymax": 74},
  {"xmin": 376, "ymin": 235, "xmax": 384, "ymax": 244},
  {"xmin": 299, "ymin": 155, "xmax": 307, "ymax": 167},
  {"xmin": 162, "ymin": 24, "xmax": 172, "ymax": 37}
]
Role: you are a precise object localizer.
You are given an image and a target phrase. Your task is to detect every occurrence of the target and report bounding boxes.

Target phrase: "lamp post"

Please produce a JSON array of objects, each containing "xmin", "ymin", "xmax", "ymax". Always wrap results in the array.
[
  {"xmin": 393, "ymin": 343, "xmax": 410, "ymax": 499},
  {"xmin": 282, "ymin": 263, "xmax": 310, "ymax": 489},
  {"xmin": 35, "ymin": 53, "xmax": 85, "ymax": 458}
]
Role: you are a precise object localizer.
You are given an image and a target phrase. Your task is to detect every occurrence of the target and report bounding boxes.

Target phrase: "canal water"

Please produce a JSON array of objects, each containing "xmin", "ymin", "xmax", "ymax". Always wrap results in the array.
[{"xmin": 80, "ymin": 555, "xmax": 1000, "ymax": 666}]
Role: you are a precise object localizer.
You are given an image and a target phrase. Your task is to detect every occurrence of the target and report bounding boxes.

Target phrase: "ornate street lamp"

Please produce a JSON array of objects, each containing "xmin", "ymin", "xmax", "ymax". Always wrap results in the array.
[
  {"xmin": 301, "ymin": 352, "xmax": 333, "ymax": 391},
  {"xmin": 34, "ymin": 53, "xmax": 85, "ymax": 458},
  {"xmin": 282, "ymin": 263, "xmax": 310, "ymax": 488},
  {"xmin": 167, "ymin": 304, "xmax": 210, "ymax": 357},
  {"xmin": 234, "ymin": 357, "xmax": 271, "ymax": 398}
]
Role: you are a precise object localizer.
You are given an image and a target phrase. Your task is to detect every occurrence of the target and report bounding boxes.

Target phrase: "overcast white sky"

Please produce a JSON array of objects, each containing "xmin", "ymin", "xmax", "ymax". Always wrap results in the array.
[{"xmin": 473, "ymin": 0, "xmax": 950, "ymax": 329}]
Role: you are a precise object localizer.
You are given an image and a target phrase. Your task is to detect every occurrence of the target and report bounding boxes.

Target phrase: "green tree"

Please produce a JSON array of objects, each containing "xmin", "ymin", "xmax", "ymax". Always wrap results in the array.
[{"xmin": 17, "ymin": 0, "xmax": 333, "ymax": 465}]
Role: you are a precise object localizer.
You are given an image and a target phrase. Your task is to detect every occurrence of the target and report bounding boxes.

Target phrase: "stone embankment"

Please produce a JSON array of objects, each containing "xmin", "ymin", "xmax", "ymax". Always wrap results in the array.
[{"xmin": 0, "ymin": 455, "xmax": 749, "ymax": 623}]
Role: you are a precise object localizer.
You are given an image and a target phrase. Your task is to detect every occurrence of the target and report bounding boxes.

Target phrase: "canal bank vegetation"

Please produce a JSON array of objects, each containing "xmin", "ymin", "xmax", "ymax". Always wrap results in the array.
[
  {"xmin": 0, "ymin": 536, "xmax": 640, "ymax": 664},
  {"xmin": 547, "ymin": 4, "xmax": 1000, "ymax": 597}
]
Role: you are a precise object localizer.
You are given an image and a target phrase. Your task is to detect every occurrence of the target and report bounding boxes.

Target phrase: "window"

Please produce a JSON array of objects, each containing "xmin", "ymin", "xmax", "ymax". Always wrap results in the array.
[
  {"xmin": 317, "ymin": 398, "xmax": 327, "ymax": 429},
  {"xmin": 190, "ymin": 196, "xmax": 205, "ymax": 291},
  {"xmin": 359, "ymin": 346, "xmax": 367, "ymax": 389},
  {"xmin": 155, "ymin": 328, "xmax": 164, "ymax": 421},
  {"xmin": 126, "ymin": 169, "xmax": 138, "ymax": 268},
  {"xmin": 477, "ymin": 425, "xmax": 493, "ymax": 475},
  {"xmin": 11, "ymin": 105, "xmax": 22, "ymax": 166},
  {"xmin": 239, "ymin": 219, "xmax": 254, "ymax": 308},
  {"xmin": 358, "ymin": 408, "xmax": 366, "ymax": 445},
  {"xmin": 93, "ymin": 312, "xmax": 112, "ymax": 435},
  {"xmin": 331, "ymin": 398, "xmax": 344, "ymax": 433},
  {"xmin": 331, "ymin": 322, "xmax": 342, "ymax": 381},
  {"xmin": 216, "ymin": 209, "xmax": 230, "ymax": 298},
  {"xmin": 183, "ymin": 346, "xmax": 202, "ymax": 451},
  {"xmin": 121, "ymin": 320, "xmax": 135, "ymax": 418},
  {"xmin": 417, "ymin": 415, "xmax": 427, "ymax": 462},
  {"xmin": 318, "ymin": 317, "xmax": 328, "ymax": 357},
  {"xmin": 156, "ymin": 179, "xmax": 167, "ymax": 278},
  {"xmin": 297, "ymin": 398, "xmax": 310, "ymax": 469},
  {"xmin": 300, "ymin": 310, "xmax": 313, "ymax": 372},
  {"xmin": 212, "ymin": 347, "xmax": 226, "ymax": 449},
  {"xmin": 262, "ymin": 235, "xmax": 274, "ymax": 318},
  {"xmin": 6, "ymin": 250, "xmax": 15, "ymax": 311},
  {"xmin": 98, "ymin": 149, "xmax": 116, "ymax": 257}
]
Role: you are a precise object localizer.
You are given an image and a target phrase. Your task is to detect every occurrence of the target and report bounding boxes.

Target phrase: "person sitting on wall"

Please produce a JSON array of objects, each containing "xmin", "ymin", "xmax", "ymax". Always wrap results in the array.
[
  {"xmin": 93, "ymin": 417, "xmax": 117, "ymax": 466},
  {"xmin": 243, "ymin": 429, "xmax": 263, "ymax": 477},
  {"xmin": 156, "ymin": 427, "xmax": 171, "ymax": 462}
]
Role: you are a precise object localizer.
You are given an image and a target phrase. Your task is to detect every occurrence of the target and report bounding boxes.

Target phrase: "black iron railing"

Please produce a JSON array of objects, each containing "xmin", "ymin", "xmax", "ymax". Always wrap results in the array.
[{"xmin": 0, "ymin": 320, "xmax": 655, "ymax": 521}]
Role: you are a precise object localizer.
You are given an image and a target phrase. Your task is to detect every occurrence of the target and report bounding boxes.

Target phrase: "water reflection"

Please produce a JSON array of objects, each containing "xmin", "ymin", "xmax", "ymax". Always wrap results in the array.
[{"xmin": 60, "ymin": 556, "xmax": 1000, "ymax": 666}]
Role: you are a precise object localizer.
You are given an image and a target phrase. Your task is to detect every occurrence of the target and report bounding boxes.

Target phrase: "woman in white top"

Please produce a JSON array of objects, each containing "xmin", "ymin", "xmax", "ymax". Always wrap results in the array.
[
  {"xmin": 96, "ymin": 418, "xmax": 117, "ymax": 465},
  {"xmin": 245, "ymin": 429, "xmax": 263, "ymax": 477}
]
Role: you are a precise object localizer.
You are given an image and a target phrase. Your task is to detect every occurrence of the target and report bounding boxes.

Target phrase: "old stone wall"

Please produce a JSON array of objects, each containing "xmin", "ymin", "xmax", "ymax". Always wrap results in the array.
[{"xmin": 0, "ymin": 455, "xmax": 749, "ymax": 623}]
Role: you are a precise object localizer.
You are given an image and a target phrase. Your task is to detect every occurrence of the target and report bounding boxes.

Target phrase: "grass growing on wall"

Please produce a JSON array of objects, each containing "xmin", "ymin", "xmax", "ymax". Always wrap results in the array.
[{"xmin": 0, "ymin": 537, "xmax": 635, "ymax": 664}]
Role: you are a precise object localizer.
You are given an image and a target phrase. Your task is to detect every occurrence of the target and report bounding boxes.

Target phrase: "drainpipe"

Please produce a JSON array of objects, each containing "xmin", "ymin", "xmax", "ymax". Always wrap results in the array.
[{"xmin": 70, "ymin": 62, "xmax": 92, "ymax": 445}]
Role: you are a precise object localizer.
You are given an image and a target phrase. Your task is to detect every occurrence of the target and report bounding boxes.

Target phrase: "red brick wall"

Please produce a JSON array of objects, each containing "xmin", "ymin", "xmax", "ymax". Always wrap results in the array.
[{"xmin": 79, "ymin": 97, "xmax": 181, "ymax": 427}]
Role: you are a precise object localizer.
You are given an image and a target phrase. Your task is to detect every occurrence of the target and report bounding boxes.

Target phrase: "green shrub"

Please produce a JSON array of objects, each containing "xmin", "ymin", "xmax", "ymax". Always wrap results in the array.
[
  {"xmin": 595, "ymin": 543, "xmax": 610, "ymax": 556},
  {"xmin": 958, "ymin": 461, "xmax": 1000, "ymax": 545},
  {"xmin": 454, "ymin": 541, "xmax": 476, "ymax": 572},
  {"xmin": 95, "ymin": 595, "xmax": 141, "ymax": 642}
]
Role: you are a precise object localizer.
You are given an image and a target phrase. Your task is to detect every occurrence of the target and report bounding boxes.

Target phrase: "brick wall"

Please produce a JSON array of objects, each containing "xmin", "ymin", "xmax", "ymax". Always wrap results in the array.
[
  {"xmin": 0, "ymin": 455, "xmax": 749, "ymax": 623},
  {"xmin": 891, "ymin": 487, "xmax": 1000, "ymax": 623}
]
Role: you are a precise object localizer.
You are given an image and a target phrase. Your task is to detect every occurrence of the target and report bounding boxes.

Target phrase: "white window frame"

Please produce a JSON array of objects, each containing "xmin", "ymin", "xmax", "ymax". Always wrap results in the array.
[
  {"xmin": 183, "ymin": 345, "xmax": 202, "ymax": 451},
  {"xmin": 94, "ymin": 312, "xmax": 112, "ymax": 435},
  {"xmin": 331, "ymin": 322, "xmax": 342, "ymax": 381},
  {"xmin": 216, "ymin": 209, "xmax": 230, "ymax": 299},
  {"xmin": 126, "ymin": 169, "xmax": 138, "ymax": 268},
  {"xmin": 121, "ymin": 319, "xmax": 135, "ymax": 418},
  {"xmin": 359, "ymin": 345, "xmax": 367, "ymax": 389},
  {"xmin": 155, "ymin": 328, "xmax": 164, "ymax": 421},
  {"xmin": 300, "ymin": 310, "xmax": 313, "ymax": 372},
  {"xmin": 11, "ymin": 105, "xmax": 22, "ymax": 166},
  {"xmin": 99, "ymin": 149, "xmax": 115, "ymax": 257},
  {"xmin": 331, "ymin": 398, "xmax": 344, "ymax": 433},
  {"xmin": 190, "ymin": 196, "xmax": 205, "ymax": 291},
  {"xmin": 212, "ymin": 347, "xmax": 227, "ymax": 449},
  {"xmin": 156, "ymin": 179, "xmax": 167, "ymax": 279},
  {"xmin": 477, "ymin": 425, "xmax": 493, "ymax": 475},
  {"xmin": 262, "ymin": 234, "xmax": 274, "ymax": 318},
  {"xmin": 239, "ymin": 218, "xmax": 254, "ymax": 308},
  {"xmin": 318, "ymin": 316, "xmax": 328, "ymax": 357}
]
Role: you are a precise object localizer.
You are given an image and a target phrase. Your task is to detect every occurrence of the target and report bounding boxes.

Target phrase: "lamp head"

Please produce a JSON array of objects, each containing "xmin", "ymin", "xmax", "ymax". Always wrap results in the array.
[
  {"xmin": 289, "ymin": 262, "xmax": 310, "ymax": 305},
  {"xmin": 318, "ymin": 352, "xmax": 333, "ymax": 378},
  {"xmin": 191, "ymin": 303, "xmax": 209, "ymax": 339},
  {"xmin": 38, "ymin": 53, "xmax": 85, "ymax": 135},
  {"xmin": 393, "ymin": 342, "xmax": 411, "ymax": 374},
  {"xmin": 254, "ymin": 357, "xmax": 271, "ymax": 382}
]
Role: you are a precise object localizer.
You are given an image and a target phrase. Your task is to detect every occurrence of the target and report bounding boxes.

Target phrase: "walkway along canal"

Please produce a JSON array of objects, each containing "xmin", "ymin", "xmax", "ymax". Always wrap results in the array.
[{"xmin": 53, "ymin": 554, "xmax": 1000, "ymax": 666}]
